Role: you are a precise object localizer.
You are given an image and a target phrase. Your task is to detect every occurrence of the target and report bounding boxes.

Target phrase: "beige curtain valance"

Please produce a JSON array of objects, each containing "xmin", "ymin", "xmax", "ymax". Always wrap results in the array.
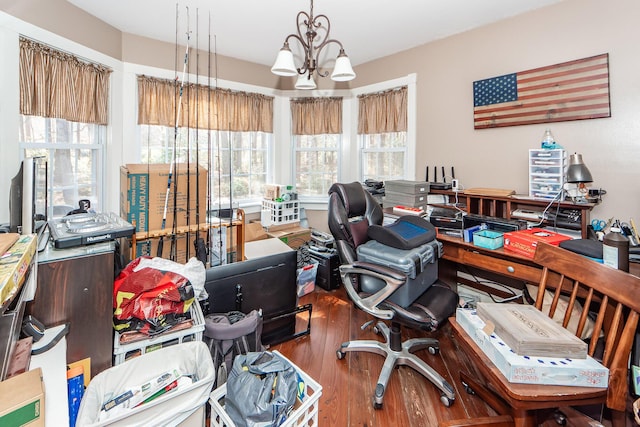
[
  {"xmin": 19, "ymin": 37, "xmax": 112, "ymax": 125},
  {"xmin": 290, "ymin": 97, "xmax": 342, "ymax": 135},
  {"xmin": 358, "ymin": 86, "xmax": 407, "ymax": 134},
  {"xmin": 137, "ymin": 75, "xmax": 273, "ymax": 133}
]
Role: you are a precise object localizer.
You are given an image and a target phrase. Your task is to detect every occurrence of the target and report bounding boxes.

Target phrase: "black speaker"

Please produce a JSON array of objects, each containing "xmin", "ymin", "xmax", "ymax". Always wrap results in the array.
[{"xmin": 309, "ymin": 248, "xmax": 340, "ymax": 290}]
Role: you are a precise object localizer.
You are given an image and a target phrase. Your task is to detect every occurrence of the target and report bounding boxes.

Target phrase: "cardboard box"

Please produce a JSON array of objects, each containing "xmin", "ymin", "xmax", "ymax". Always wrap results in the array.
[
  {"xmin": 456, "ymin": 308, "xmax": 608, "ymax": 387},
  {"xmin": 120, "ymin": 163, "xmax": 207, "ymax": 233},
  {"xmin": 267, "ymin": 225, "xmax": 311, "ymax": 249},
  {"xmin": 0, "ymin": 368, "xmax": 45, "ymax": 426},
  {"xmin": 0, "ymin": 234, "xmax": 37, "ymax": 306},
  {"xmin": 263, "ymin": 184, "xmax": 283, "ymax": 201},
  {"xmin": 245, "ymin": 222, "xmax": 268, "ymax": 242},
  {"xmin": 503, "ymin": 228, "xmax": 572, "ymax": 258}
]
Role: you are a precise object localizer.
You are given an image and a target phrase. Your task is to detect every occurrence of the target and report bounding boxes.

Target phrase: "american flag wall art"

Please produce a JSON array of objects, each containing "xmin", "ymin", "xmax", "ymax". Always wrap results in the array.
[{"xmin": 473, "ymin": 53, "xmax": 610, "ymax": 129}]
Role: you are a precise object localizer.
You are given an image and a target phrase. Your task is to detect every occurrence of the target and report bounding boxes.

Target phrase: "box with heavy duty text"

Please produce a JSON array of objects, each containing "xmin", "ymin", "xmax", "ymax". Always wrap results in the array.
[
  {"xmin": 455, "ymin": 308, "xmax": 608, "ymax": 387},
  {"xmin": 120, "ymin": 164, "xmax": 207, "ymax": 233},
  {"xmin": 503, "ymin": 228, "xmax": 571, "ymax": 258}
]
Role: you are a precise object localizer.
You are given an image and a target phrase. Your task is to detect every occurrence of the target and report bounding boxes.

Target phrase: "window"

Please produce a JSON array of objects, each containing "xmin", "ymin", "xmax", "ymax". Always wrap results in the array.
[
  {"xmin": 140, "ymin": 125, "xmax": 270, "ymax": 206},
  {"xmin": 18, "ymin": 37, "xmax": 111, "ymax": 217},
  {"xmin": 290, "ymin": 97, "xmax": 342, "ymax": 197},
  {"xmin": 358, "ymin": 86, "xmax": 408, "ymax": 183},
  {"xmin": 19, "ymin": 116, "xmax": 105, "ymax": 216},
  {"xmin": 294, "ymin": 134, "xmax": 340, "ymax": 197},
  {"xmin": 360, "ymin": 132, "xmax": 407, "ymax": 182},
  {"xmin": 137, "ymin": 76, "xmax": 273, "ymax": 206}
]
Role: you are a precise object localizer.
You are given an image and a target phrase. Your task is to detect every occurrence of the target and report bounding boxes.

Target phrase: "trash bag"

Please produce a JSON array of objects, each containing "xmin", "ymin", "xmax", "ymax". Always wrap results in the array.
[
  {"xmin": 113, "ymin": 256, "xmax": 195, "ymax": 335},
  {"xmin": 225, "ymin": 351, "xmax": 298, "ymax": 427}
]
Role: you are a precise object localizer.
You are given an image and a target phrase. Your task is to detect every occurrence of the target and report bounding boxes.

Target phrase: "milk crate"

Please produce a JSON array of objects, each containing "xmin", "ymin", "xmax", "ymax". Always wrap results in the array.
[
  {"xmin": 261, "ymin": 199, "xmax": 300, "ymax": 226},
  {"xmin": 113, "ymin": 300, "xmax": 205, "ymax": 365},
  {"xmin": 209, "ymin": 351, "xmax": 322, "ymax": 427}
]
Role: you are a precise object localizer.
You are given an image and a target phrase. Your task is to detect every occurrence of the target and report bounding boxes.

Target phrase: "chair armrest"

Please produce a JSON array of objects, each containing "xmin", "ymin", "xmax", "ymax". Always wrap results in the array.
[{"xmin": 339, "ymin": 261, "xmax": 406, "ymax": 320}]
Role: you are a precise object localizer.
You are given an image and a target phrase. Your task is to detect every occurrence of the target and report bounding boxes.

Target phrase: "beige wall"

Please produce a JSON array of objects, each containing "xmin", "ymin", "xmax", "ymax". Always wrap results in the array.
[
  {"xmin": 355, "ymin": 0, "xmax": 639, "ymax": 222},
  {"xmin": 0, "ymin": 0, "xmax": 122, "ymax": 59},
  {"xmin": 2, "ymin": 0, "xmax": 639, "ymax": 223}
]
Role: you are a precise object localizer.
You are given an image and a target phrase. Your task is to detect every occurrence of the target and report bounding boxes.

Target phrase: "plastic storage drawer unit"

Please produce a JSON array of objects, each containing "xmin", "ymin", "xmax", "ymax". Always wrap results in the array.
[{"xmin": 356, "ymin": 239, "xmax": 441, "ymax": 307}]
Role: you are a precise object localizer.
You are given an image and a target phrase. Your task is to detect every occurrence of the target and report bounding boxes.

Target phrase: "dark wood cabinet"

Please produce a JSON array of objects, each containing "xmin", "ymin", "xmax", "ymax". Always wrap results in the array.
[{"xmin": 26, "ymin": 243, "xmax": 115, "ymax": 377}]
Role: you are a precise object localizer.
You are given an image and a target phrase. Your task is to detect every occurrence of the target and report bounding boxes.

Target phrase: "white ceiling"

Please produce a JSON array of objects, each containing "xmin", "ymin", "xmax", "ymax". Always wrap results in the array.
[{"xmin": 67, "ymin": 0, "xmax": 565, "ymax": 67}]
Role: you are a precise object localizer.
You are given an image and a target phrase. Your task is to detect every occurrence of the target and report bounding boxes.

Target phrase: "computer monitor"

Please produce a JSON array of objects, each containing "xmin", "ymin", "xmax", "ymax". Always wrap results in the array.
[{"xmin": 9, "ymin": 157, "xmax": 48, "ymax": 235}]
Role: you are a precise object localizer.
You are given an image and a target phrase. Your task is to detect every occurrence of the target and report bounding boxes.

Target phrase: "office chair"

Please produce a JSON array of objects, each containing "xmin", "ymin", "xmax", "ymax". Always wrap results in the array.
[{"xmin": 327, "ymin": 182, "xmax": 458, "ymax": 409}]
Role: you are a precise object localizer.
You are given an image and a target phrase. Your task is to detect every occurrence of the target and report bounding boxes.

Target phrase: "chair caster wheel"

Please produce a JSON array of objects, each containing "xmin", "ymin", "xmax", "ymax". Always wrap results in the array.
[
  {"xmin": 461, "ymin": 381, "xmax": 475, "ymax": 395},
  {"xmin": 440, "ymin": 395, "xmax": 454, "ymax": 407},
  {"xmin": 372, "ymin": 399, "xmax": 382, "ymax": 409},
  {"xmin": 428, "ymin": 346, "xmax": 439, "ymax": 355},
  {"xmin": 336, "ymin": 350, "xmax": 345, "ymax": 360},
  {"xmin": 373, "ymin": 325, "xmax": 380, "ymax": 335},
  {"xmin": 553, "ymin": 410, "xmax": 567, "ymax": 425}
]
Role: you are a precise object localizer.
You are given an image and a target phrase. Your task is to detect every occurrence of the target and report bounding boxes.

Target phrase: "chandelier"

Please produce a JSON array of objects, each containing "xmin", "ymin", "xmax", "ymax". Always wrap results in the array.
[{"xmin": 271, "ymin": 0, "xmax": 356, "ymax": 89}]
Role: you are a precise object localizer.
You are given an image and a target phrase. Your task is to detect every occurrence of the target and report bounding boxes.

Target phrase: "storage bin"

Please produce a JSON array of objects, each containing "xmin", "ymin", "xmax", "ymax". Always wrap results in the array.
[
  {"xmin": 209, "ymin": 351, "xmax": 321, "ymax": 427},
  {"xmin": 113, "ymin": 301, "xmax": 205, "ymax": 365},
  {"xmin": 356, "ymin": 239, "xmax": 441, "ymax": 307},
  {"xmin": 473, "ymin": 230, "xmax": 504, "ymax": 250},
  {"xmin": 261, "ymin": 199, "xmax": 300, "ymax": 226},
  {"xmin": 384, "ymin": 180, "xmax": 429, "ymax": 194},
  {"xmin": 77, "ymin": 341, "xmax": 214, "ymax": 426}
]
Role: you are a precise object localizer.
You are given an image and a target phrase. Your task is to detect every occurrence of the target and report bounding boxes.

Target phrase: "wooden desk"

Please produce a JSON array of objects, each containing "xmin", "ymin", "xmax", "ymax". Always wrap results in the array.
[
  {"xmin": 437, "ymin": 234, "xmax": 542, "ymax": 297},
  {"xmin": 438, "ymin": 234, "xmax": 640, "ymax": 296}
]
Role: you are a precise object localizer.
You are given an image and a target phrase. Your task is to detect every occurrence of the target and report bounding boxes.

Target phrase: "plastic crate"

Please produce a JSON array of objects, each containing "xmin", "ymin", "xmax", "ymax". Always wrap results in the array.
[
  {"xmin": 113, "ymin": 301, "xmax": 205, "ymax": 365},
  {"xmin": 261, "ymin": 199, "xmax": 300, "ymax": 226},
  {"xmin": 209, "ymin": 351, "xmax": 322, "ymax": 427},
  {"xmin": 473, "ymin": 230, "xmax": 504, "ymax": 250}
]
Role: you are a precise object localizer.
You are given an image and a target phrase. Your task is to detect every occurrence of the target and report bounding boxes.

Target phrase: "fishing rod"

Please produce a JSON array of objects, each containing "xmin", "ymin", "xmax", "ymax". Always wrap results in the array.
[
  {"xmin": 204, "ymin": 12, "xmax": 213, "ymax": 267},
  {"xmin": 194, "ymin": 8, "xmax": 208, "ymax": 265},
  {"xmin": 185, "ymin": 9, "xmax": 195, "ymax": 261},
  {"xmin": 158, "ymin": 5, "xmax": 190, "ymax": 259}
]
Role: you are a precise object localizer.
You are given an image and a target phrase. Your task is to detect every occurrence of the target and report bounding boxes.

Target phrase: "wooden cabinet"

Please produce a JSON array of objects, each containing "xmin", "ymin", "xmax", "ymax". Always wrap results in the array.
[
  {"xmin": 26, "ymin": 243, "xmax": 115, "ymax": 377},
  {"xmin": 429, "ymin": 189, "xmax": 596, "ymax": 238}
]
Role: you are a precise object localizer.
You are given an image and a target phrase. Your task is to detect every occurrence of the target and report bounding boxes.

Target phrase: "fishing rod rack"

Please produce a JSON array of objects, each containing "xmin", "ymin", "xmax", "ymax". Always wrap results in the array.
[{"xmin": 130, "ymin": 208, "xmax": 246, "ymax": 262}]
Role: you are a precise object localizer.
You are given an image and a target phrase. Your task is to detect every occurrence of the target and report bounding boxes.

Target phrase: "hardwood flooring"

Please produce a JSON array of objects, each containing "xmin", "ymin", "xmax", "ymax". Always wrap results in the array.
[{"xmin": 270, "ymin": 286, "xmax": 622, "ymax": 427}]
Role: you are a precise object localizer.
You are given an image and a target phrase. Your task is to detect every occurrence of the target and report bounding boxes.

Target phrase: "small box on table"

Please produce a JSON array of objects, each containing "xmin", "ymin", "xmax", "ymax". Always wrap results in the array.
[
  {"xmin": 472, "ymin": 230, "xmax": 504, "ymax": 250},
  {"xmin": 455, "ymin": 308, "xmax": 608, "ymax": 387},
  {"xmin": 503, "ymin": 228, "xmax": 571, "ymax": 258}
]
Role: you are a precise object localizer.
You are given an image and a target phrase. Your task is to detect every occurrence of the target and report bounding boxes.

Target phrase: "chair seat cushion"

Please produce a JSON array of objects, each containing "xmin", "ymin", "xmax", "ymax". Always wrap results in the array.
[{"xmin": 380, "ymin": 282, "xmax": 458, "ymax": 331}]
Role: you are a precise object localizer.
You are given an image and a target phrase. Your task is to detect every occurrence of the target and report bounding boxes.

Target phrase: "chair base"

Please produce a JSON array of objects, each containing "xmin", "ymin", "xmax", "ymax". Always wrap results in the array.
[{"xmin": 337, "ymin": 320, "xmax": 455, "ymax": 408}]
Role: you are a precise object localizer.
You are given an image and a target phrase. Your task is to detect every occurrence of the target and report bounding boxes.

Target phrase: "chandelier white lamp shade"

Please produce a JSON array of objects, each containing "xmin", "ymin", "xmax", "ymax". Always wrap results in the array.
[
  {"xmin": 295, "ymin": 72, "xmax": 317, "ymax": 90},
  {"xmin": 271, "ymin": 0, "xmax": 356, "ymax": 86}
]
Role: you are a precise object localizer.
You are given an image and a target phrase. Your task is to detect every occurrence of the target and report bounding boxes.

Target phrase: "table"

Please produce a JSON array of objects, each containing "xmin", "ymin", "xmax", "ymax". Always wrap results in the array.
[{"xmin": 437, "ymin": 234, "xmax": 640, "ymax": 297}]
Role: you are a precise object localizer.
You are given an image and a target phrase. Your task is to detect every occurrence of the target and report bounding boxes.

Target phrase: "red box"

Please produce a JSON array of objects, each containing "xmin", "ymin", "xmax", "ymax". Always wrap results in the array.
[{"xmin": 503, "ymin": 228, "xmax": 572, "ymax": 258}]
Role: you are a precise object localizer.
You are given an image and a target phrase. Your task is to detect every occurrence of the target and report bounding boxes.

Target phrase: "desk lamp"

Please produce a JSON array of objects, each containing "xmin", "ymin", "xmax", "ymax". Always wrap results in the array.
[{"xmin": 565, "ymin": 153, "xmax": 593, "ymax": 203}]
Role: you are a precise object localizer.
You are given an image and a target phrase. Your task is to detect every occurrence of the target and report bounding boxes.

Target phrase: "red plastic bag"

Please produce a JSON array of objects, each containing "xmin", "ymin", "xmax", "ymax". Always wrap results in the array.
[{"xmin": 113, "ymin": 257, "xmax": 194, "ymax": 334}]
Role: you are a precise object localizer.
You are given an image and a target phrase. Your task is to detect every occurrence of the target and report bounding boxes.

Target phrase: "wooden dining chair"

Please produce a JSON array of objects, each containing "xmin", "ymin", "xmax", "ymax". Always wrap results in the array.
[{"xmin": 447, "ymin": 242, "xmax": 640, "ymax": 427}]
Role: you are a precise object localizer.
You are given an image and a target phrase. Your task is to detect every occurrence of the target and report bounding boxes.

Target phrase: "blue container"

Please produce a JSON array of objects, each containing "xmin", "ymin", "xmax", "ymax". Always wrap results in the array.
[{"xmin": 473, "ymin": 230, "xmax": 504, "ymax": 250}]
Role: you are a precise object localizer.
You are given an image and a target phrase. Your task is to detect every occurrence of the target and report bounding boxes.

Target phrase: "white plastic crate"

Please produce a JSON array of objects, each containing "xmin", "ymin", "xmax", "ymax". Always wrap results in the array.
[
  {"xmin": 209, "ymin": 351, "xmax": 322, "ymax": 427},
  {"xmin": 261, "ymin": 199, "xmax": 300, "ymax": 226},
  {"xmin": 113, "ymin": 300, "xmax": 205, "ymax": 365}
]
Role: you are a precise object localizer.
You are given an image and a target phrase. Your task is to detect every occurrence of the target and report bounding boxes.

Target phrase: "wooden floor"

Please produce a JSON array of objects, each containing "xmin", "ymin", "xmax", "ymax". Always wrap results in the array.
[{"xmin": 270, "ymin": 286, "xmax": 625, "ymax": 427}]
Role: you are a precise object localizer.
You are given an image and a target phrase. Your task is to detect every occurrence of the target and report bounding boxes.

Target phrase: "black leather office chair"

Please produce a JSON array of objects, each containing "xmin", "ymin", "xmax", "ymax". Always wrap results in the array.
[{"xmin": 328, "ymin": 182, "xmax": 458, "ymax": 408}]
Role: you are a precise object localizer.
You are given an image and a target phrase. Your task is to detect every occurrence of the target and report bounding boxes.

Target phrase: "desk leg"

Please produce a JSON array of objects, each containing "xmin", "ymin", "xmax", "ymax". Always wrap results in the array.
[
  {"xmin": 439, "ymin": 258, "xmax": 458, "ymax": 288},
  {"xmin": 512, "ymin": 409, "xmax": 536, "ymax": 427}
]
